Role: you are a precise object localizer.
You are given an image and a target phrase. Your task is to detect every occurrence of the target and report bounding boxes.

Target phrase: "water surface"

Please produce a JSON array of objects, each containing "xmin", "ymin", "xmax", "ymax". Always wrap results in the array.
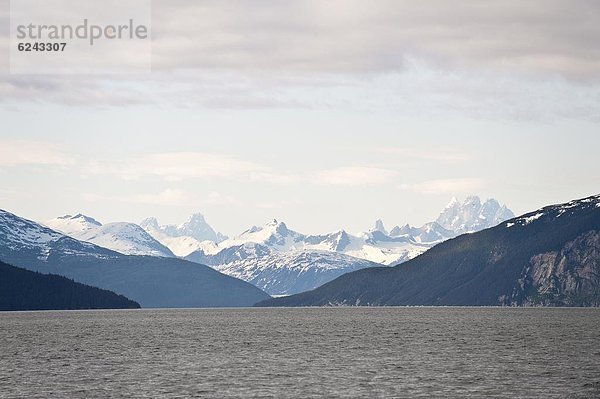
[{"xmin": 1, "ymin": 308, "xmax": 599, "ymax": 398}]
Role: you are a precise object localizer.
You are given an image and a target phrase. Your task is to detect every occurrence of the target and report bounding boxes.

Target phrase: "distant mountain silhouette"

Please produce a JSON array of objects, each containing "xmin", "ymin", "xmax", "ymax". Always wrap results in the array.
[{"xmin": 0, "ymin": 261, "xmax": 140, "ymax": 311}]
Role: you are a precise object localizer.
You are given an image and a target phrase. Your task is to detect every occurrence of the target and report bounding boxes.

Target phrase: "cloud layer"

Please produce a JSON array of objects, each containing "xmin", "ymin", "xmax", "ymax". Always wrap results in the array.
[
  {"xmin": 3, "ymin": 0, "xmax": 599, "ymax": 79},
  {"xmin": 148, "ymin": 0, "xmax": 600, "ymax": 80},
  {"xmin": 84, "ymin": 151, "xmax": 408, "ymax": 187},
  {"xmin": 1, "ymin": 0, "xmax": 600, "ymax": 116}
]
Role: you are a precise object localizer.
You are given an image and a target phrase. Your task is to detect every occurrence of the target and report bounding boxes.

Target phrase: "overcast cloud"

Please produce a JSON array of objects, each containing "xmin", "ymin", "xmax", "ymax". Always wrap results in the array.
[{"xmin": 149, "ymin": 0, "xmax": 600, "ymax": 80}]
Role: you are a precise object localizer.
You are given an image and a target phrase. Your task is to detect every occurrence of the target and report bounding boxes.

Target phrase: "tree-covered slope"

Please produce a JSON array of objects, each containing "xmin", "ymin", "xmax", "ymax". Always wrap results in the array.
[{"xmin": 0, "ymin": 261, "xmax": 140, "ymax": 311}]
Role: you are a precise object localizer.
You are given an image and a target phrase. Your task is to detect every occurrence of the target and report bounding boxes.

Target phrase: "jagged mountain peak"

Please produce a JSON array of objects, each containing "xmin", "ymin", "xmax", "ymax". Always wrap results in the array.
[
  {"xmin": 141, "ymin": 212, "xmax": 227, "ymax": 245},
  {"xmin": 445, "ymin": 196, "xmax": 460, "ymax": 209},
  {"xmin": 246, "ymin": 219, "xmax": 288, "ymax": 233},
  {"xmin": 139, "ymin": 217, "xmax": 159, "ymax": 230},
  {"xmin": 180, "ymin": 212, "xmax": 208, "ymax": 227},
  {"xmin": 233, "ymin": 219, "xmax": 293, "ymax": 244},
  {"xmin": 373, "ymin": 219, "xmax": 388, "ymax": 235},
  {"xmin": 272, "ymin": 220, "xmax": 289, "ymax": 235},
  {"xmin": 389, "ymin": 223, "xmax": 411, "ymax": 237},
  {"xmin": 463, "ymin": 195, "xmax": 482, "ymax": 206},
  {"xmin": 436, "ymin": 195, "xmax": 514, "ymax": 234},
  {"xmin": 331, "ymin": 228, "xmax": 349, "ymax": 237},
  {"xmin": 263, "ymin": 219, "xmax": 289, "ymax": 233}
]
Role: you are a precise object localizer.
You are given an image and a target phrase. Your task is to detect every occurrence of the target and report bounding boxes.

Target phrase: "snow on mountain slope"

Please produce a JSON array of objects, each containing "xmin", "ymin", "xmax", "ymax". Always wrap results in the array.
[
  {"xmin": 217, "ymin": 220, "xmax": 301, "ymax": 252},
  {"xmin": 176, "ymin": 213, "xmax": 227, "ymax": 242},
  {"xmin": 45, "ymin": 214, "xmax": 174, "ymax": 257},
  {"xmin": 435, "ymin": 196, "xmax": 514, "ymax": 234},
  {"xmin": 45, "ymin": 213, "xmax": 102, "ymax": 234},
  {"xmin": 2, "ymin": 211, "xmax": 64, "ymax": 250},
  {"xmin": 183, "ymin": 219, "xmax": 395, "ymax": 294},
  {"xmin": 505, "ymin": 194, "xmax": 600, "ymax": 228},
  {"xmin": 342, "ymin": 230, "xmax": 431, "ymax": 265},
  {"xmin": 145, "ymin": 233, "xmax": 216, "ymax": 258},
  {"xmin": 214, "ymin": 250, "xmax": 381, "ymax": 296},
  {"xmin": 0, "ymin": 209, "xmax": 117, "ymax": 260},
  {"xmin": 184, "ymin": 219, "xmax": 432, "ymax": 294},
  {"xmin": 388, "ymin": 222, "xmax": 454, "ymax": 243},
  {"xmin": 141, "ymin": 213, "xmax": 226, "ymax": 242},
  {"xmin": 140, "ymin": 213, "xmax": 226, "ymax": 256},
  {"xmin": 204, "ymin": 219, "xmax": 430, "ymax": 265}
]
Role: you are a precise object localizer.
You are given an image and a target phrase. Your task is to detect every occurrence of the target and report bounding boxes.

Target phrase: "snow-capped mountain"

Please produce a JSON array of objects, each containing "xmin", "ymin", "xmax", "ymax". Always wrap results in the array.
[
  {"xmin": 45, "ymin": 214, "xmax": 174, "ymax": 257},
  {"xmin": 435, "ymin": 196, "xmax": 514, "ymax": 235},
  {"xmin": 140, "ymin": 213, "xmax": 227, "ymax": 257},
  {"xmin": 0, "ymin": 210, "xmax": 117, "ymax": 261},
  {"xmin": 187, "ymin": 219, "xmax": 431, "ymax": 267},
  {"xmin": 185, "ymin": 221, "xmax": 385, "ymax": 295},
  {"xmin": 185, "ymin": 219, "xmax": 432, "ymax": 294},
  {"xmin": 259, "ymin": 194, "xmax": 600, "ymax": 307},
  {"xmin": 213, "ymin": 251, "xmax": 380, "ymax": 296},
  {"xmin": 388, "ymin": 222, "xmax": 454, "ymax": 243},
  {"xmin": 181, "ymin": 196, "xmax": 514, "ymax": 295},
  {"xmin": 374, "ymin": 196, "xmax": 513, "ymax": 260},
  {"xmin": 0, "ymin": 209, "xmax": 270, "ymax": 308}
]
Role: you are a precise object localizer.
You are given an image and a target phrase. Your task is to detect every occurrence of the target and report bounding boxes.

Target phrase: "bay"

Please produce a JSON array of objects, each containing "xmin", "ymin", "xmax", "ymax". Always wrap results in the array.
[{"xmin": 1, "ymin": 308, "xmax": 599, "ymax": 398}]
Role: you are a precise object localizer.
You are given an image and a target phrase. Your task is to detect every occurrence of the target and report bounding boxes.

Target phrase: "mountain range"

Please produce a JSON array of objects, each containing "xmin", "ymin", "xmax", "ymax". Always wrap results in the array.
[
  {"xmin": 257, "ymin": 194, "xmax": 600, "ymax": 307},
  {"xmin": 2, "ymin": 194, "xmax": 599, "ymax": 308},
  {"xmin": 37, "ymin": 196, "xmax": 514, "ymax": 296},
  {"xmin": 150, "ymin": 196, "xmax": 513, "ymax": 264},
  {"xmin": 0, "ymin": 209, "xmax": 269, "ymax": 308},
  {"xmin": 181, "ymin": 196, "xmax": 513, "ymax": 295}
]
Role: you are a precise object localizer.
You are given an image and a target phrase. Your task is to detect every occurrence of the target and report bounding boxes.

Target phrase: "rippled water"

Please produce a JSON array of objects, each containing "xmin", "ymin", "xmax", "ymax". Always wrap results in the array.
[{"xmin": 1, "ymin": 308, "xmax": 599, "ymax": 398}]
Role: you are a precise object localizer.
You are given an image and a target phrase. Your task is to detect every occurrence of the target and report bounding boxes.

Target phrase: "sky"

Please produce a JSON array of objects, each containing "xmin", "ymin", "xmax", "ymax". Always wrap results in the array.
[{"xmin": 0, "ymin": 0, "xmax": 599, "ymax": 236}]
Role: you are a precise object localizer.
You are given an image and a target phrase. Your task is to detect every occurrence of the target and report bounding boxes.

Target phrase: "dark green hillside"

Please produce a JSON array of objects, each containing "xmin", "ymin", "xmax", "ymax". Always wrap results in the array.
[{"xmin": 0, "ymin": 261, "xmax": 140, "ymax": 311}]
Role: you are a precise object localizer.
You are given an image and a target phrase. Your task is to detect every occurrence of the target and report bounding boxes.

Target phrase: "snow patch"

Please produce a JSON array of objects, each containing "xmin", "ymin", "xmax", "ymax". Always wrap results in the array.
[{"xmin": 522, "ymin": 212, "xmax": 544, "ymax": 225}]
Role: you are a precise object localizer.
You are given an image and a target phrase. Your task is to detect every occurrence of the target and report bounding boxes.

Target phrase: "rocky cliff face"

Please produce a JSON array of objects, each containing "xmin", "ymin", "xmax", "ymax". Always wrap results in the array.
[{"xmin": 509, "ymin": 230, "xmax": 600, "ymax": 306}]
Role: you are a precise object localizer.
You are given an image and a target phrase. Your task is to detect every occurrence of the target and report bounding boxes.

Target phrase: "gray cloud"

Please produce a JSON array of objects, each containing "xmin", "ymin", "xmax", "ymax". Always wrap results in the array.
[
  {"xmin": 1, "ymin": 0, "xmax": 599, "ymax": 118},
  {"xmin": 149, "ymin": 0, "xmax": 600, "ymax": 80},
  {"xmin": 3, "ymin": 0, "xmax": 599, "ymax": 79}
]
